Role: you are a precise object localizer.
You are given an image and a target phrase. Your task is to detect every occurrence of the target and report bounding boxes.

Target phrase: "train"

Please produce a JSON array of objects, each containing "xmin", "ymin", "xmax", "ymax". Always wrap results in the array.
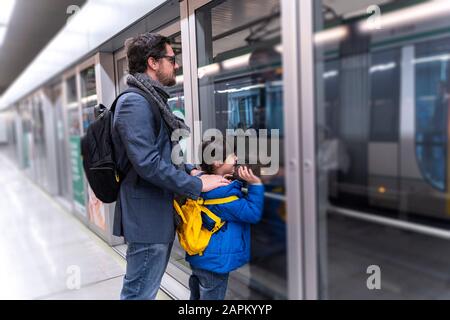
[{"xmin": 320, "ymin": 7, "xmax": 450, "ymax": 227}]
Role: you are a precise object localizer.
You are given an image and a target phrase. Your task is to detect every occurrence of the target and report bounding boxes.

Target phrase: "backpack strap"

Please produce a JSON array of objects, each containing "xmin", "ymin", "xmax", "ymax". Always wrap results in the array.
[
  {"xmin": 174, "ymin": 196, "xmax": 239, "ymax": 234},
  {"xmin": 110, "ymin": 87, "xmax": 163, "ymax": 179},
  {"xmin": 111, "ymin": 87, "xmax": 162, "ymax": 137},
  {"xmin": 173, "ymin": 200, "xmax": 186, "ymax": 224},
  {"xmin": 201, "ymin": 196, "xmax": 239, "ymax": 206},
  {"xmin": 200, "ymin": 196, "xmax": 239, "ymax": 233}
]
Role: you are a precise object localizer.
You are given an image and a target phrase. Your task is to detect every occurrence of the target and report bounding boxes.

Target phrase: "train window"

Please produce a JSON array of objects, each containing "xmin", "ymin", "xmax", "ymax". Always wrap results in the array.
[
  {"xmin": 314, "ymin": 0, "xmax": 450, "ymax": 300},
  {"xmin": 415, "ymin": 38, "xmax": 449, "ymax": 192},
  {"xmin": 322, "ymin": 49, "xmax": 401, "ymax": 143},
  {"xmin": 195, "ymin": 0, "xmax": 286, "ymax": 299}
]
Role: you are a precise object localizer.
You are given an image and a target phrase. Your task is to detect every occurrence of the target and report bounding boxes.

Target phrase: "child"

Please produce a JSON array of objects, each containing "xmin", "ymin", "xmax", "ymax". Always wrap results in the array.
[{"xmin": 186, "ymin": 139, "xmax": 265, "ymax": 300}]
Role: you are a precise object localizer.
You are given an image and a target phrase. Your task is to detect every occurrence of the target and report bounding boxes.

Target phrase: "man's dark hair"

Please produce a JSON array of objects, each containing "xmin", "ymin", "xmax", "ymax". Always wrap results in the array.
[
  {"xmin": 125, "ymin": 33, "xmax": 171, "ymax": 74},
  {"xmin": 200, "ymin": 138, "xmax": 234, "ymax": 174}
]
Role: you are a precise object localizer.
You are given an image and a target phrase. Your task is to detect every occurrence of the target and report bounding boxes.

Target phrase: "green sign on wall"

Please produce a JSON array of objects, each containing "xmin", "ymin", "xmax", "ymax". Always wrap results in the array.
[{"xmin": 69, "ymin": 136, "xmax": 86, "ymax": 215}]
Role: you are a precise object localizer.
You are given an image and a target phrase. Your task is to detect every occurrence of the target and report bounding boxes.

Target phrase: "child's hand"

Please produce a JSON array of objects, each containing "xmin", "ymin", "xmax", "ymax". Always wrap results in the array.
[{"xmin": 238, "ymin": 166, "xmax": 262, "ymax": 185}]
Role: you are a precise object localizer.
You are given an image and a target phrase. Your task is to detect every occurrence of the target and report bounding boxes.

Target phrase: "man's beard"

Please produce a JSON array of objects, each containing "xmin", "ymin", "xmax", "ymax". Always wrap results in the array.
[{"xmin": 157, "ymin": 70, "xmax": 176, "ymax": 87}]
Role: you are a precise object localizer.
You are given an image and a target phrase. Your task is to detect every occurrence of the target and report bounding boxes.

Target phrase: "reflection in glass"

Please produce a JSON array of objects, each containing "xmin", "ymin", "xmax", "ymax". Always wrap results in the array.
[
  {"xmin": 415, "ymin": 39, "xmax": 449, "ymax": 192},
  {"xmin": 117, "ymin": 57, "xmax": 128, "ymax": 94},
  {"xmin": 315, "ymin": 0, "xmax": 450, "ymax": 299},
  {"xmin": 166, "ymin": 32, "xmax": 186, "ymax": 116},
  {"xmin": 195, "ymin": 0, "xmax": 285, "ymax": 299}
]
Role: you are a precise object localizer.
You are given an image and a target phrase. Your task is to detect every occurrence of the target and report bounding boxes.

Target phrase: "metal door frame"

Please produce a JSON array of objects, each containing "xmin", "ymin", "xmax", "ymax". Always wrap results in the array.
[
  {"xmin": 289, "ymin": 0, "xmax": 318, "ymax": 300},
  {"xmin": 280, "ymin": 0, "xmax": 319, "ymax": 300}
]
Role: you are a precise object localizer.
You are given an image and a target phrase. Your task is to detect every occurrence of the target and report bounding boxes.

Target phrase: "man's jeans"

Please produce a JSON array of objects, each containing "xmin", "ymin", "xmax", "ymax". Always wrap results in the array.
[
  {"xmin": 189, "ymin": 266, "xmax": 229, "ymax": 300},
  {"xmin": 120, "ymin": 242, "xmax": 173, "ymax": 300}
]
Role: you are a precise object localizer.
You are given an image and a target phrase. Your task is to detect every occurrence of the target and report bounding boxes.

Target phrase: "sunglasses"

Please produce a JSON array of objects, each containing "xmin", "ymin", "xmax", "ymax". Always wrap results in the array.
[{"xmin": 161, "ymin": 55, "xmax": 177, "ymax": 66}]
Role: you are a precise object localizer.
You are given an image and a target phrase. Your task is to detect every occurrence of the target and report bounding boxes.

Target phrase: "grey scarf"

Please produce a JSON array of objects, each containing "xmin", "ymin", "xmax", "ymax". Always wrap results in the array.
[
  {"xmin": 126, "ymin": 73, "xmax": 189, "ymax": 172},
  {"xmin": 126, "ymin": 73, "xmax": 190, "ymax": 134}
]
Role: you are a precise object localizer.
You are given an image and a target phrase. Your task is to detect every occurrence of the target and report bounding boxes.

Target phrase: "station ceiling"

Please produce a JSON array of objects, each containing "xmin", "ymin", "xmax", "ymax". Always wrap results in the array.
[{"xmin": 0, "ymin": 0, "xmax": 86, "ymax": 95}]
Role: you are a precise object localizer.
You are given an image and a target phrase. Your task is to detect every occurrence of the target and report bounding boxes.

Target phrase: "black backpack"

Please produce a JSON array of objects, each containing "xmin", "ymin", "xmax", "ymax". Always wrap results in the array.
[{"xmin": 81, "ymin": 87, "xmax": 161, "ymax": 203}]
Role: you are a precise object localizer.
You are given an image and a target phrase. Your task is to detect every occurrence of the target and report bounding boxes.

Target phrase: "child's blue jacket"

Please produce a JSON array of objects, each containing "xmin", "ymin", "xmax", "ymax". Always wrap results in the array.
[{"xmin": 186, "ymin": 180, "xmax": 264, "ymax": 274}]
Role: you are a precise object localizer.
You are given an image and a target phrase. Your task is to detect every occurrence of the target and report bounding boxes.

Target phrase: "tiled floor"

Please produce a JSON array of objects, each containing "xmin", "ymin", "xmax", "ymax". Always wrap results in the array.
[{"xmin": 0, "ymin": 151, "xmax": 170, "ymax": 300}]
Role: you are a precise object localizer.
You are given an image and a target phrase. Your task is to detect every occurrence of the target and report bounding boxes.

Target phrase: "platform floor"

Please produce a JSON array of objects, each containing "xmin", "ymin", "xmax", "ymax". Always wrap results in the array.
[{"xmin": 0, "ymin": 151, "xmax": 170, "ymax": 300}]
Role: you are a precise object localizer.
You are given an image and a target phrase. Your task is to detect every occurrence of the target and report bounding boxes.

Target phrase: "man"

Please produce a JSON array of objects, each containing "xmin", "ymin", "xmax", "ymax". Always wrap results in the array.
[{"xmin": 112, "ymin": 33, "xmax": 230, "ymax": 300}]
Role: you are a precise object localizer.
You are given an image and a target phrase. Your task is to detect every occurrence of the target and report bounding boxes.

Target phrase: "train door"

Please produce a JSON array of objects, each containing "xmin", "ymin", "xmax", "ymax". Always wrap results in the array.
[{"xmin": 182, "ymin": 0, "xmax": 300, "ymax": 299}]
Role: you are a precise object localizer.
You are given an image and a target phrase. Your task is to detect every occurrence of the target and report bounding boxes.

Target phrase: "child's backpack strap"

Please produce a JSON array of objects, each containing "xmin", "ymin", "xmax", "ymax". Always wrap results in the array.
[
  {"xmin": 173, "ymin": 200, "xmax": 186, "ymax": 223},
  {"xmin": 200, "ymin": 196, "xmax": 239, "ymax": 233},
  {"xmin": 202, "ymin": 196, "xmax": 239, "ymax": 206},
  {"xmin": 200, "ymin": 206, "xmax": 226, "ymax": 234}
]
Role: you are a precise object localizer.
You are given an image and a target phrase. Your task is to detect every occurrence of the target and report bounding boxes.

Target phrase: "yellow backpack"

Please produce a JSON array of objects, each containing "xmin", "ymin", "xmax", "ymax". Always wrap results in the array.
[{"xmin": 173, "ymin": 196, "xmax": 239, "ymax": 256}]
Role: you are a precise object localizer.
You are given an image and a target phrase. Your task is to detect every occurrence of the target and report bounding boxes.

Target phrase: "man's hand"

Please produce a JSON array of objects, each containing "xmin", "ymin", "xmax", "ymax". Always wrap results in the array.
[
  {"xmin": 190, "ymin": 169, "xmax": 203, "ymax": 177},
  {"xmin": 199, "ymin": 175, "xmax": 230, "ymax": 192}
]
